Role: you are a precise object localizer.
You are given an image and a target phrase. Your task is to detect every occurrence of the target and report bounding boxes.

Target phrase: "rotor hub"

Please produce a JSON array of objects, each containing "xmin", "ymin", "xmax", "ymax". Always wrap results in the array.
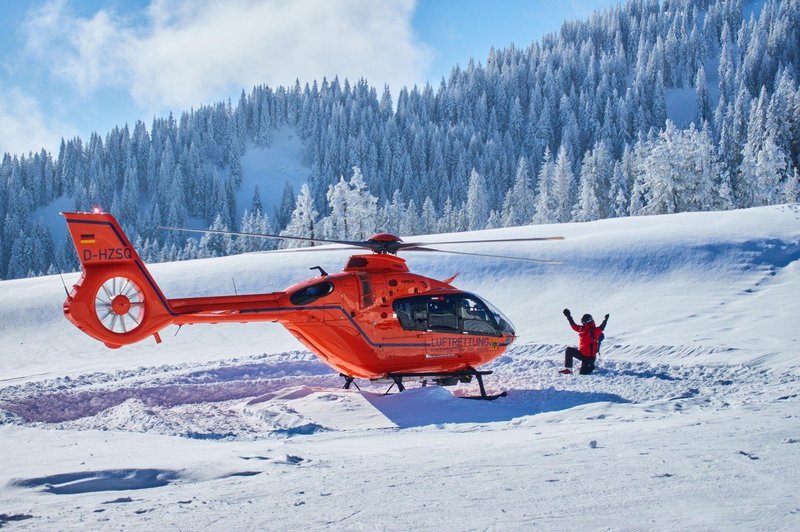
[
  {"xmin": 367, "ymin": 233, "xmax": 403, "ymax": 254},
  {"xmin": 111, "ymin": 294, "xmax": 132, "ymax": 315}
]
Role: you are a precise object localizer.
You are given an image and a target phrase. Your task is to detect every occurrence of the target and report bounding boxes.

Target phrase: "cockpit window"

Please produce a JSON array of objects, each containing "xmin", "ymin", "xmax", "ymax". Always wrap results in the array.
[
  {"xmin": 392, "ymin": 294, "xmax": 513, "ymax": 336},
  {"xmin": 458, "ymin": 297, "xmax": 499, "ymax": 335},
  {"xmin": 290, "ymin": 281, "xmax": 334, "ymax": 305},
  {"xmin": 479, "ymin": 296, "xmax": 516, "ymax": 336},
  {"xmin": 428, "ymin": 299, "xmax": 459, "ymax": 331}
]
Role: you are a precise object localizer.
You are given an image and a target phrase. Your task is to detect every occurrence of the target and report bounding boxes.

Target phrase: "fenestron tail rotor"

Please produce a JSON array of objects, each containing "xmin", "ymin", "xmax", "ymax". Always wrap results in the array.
[{"xmin": 94, "ymin": 277, "xmax": 146, "ymax": 334}]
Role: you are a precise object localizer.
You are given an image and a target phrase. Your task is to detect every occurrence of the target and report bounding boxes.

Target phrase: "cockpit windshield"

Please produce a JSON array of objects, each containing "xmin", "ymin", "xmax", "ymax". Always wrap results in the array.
[
  {"xmin": 476, "ymin": 295, "xmax": 516, "ymax": 336},
  {"xmin": 392, "ymin": 293, "xmax": 515, "ymax": 336}
]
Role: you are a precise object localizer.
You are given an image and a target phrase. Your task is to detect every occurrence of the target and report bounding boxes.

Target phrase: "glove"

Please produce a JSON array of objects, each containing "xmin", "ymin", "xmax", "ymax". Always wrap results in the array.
[
  {"xmin": 563, "ymin": 308, "xmax": 571, "ymax": 317},
  {"xmin": 604, "ymin": 314, "xmax": 610, "ymax": 320}
]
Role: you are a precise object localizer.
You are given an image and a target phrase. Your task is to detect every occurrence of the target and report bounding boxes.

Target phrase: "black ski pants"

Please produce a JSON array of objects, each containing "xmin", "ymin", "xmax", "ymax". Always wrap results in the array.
[{"xmin": 565, "ymin": 347, "xmax": 596, "ymax": 375}]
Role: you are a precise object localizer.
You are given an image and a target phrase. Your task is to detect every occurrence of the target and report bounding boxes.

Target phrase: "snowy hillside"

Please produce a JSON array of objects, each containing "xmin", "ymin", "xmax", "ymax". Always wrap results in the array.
[
  {"xmin": 236, "ymin": 126, "xmax": 311, "ymax": 220},
  {"xmin": 1, "ymin": 205, "xmax": 799, "ymax": 529}
]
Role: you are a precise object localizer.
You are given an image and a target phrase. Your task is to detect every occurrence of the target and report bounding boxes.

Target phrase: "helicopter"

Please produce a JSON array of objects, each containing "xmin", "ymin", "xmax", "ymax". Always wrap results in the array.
[{"xmin": 61, "ymin": 210, "xmax": 562, "ymax": 399}]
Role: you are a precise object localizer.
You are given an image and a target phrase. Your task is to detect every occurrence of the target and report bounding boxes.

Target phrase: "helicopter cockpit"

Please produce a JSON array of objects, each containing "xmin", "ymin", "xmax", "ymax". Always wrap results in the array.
[{"xmin": 392, "ymin": 293, "xmax": 515, "ymax": 337}]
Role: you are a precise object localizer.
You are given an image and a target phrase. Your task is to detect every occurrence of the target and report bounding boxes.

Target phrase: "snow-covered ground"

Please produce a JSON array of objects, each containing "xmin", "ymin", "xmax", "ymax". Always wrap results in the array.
[{"xmin": 1, "ymin": 205, "xmax": 799, "ymax": 529}]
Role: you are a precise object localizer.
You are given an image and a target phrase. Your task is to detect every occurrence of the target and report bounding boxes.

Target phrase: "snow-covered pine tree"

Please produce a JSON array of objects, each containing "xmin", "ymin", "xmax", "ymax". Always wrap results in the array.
[
  {"xmin": 785, "ymin": 166, "xmax": 800, "ymax": 203},
  {"xmin": 382, "ymin": 190, "xmax": 405, "ymax": 234},
  {"xmin": 486, "ymin": 209, "xmax": 501, "ymax": 229},
  {"xmin": 609, "ymin": 161, "xmax": 630, "ymax": 218},
  {"xmin": 739, "ymin": 136, "xmax": 788, "ymax": 206},
  {"xmin": 420, "ymin": 197, "xmax": 437, "ymax": 235},
  {"xmin": 551, "ymin": 145, "xmax": 575, "ymax": 223},
  {"xmin": 236, "ymin": 210, "xmax": 257, "ymax": 253},
  {"xmin": 164, "ymin": 165, "xmax": 189, "ymax": 247},
  {"xmin": 465, "ymin": 168, "xmax": 489, "ymax": 231},
  {"xmin": 274, "ymin": 181, "xmax": 295, "ymax": 231},
  {"xmin": 533, "ymin": 147, "xmax": 556, "ymax": 224},
  {"xmin": 501, "ymin": 156, "xmax": 535, "ymax": 227},
  {"xmin": 438, "ymin": 196, "xmax": 456, "ymax": 234},
  {"xmin": 198, "ymin": 214, "xmax": 232, "ymax": 258},
  {"xmin": 633, "ymin": 121, "xmax": 720, "ymax": 215},
  {"xmin": 117, "ymin": 155, "xmax": 140, "ymax": 233},
  {"xmin": 695, "ymin": 65, "xmax": 711, "ymax": 124},
  {"xmin": 280, "ymin": 184, "xmax": 319, "ymax": 248},
  {"xmin": 180, "ymin": 238, "xmax": 200, "ymax": 260},
  {"xmin": 321, "ymin": 175, "xmax": 349, "ymax": 239},
  {"xmin": 400, "ymin": 199, "xmax": 419, "ymax": 236},
  {"xmin": 6, "ymin": 219, "xmax": 54, "ymax": 278},
  {"xmin": 344, "ymin": 166, "xmax": 378, "ymax": 239},
  {"xmin": 251, "ymin": 185, "xmax": 264, "ymax": 215},
  {"xmin": 573, "ymin": 147, "xmax": 603, "ymax": 222}
]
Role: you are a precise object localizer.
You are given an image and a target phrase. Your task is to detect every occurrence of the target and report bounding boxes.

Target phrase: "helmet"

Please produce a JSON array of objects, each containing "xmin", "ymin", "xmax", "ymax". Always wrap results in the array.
[{"xmin": 581, "ymin": 314, "xmax": 594, "ymax": 324}]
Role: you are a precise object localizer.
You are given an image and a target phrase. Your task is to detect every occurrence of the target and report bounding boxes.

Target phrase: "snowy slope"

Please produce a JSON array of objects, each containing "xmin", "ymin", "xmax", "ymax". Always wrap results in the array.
[
  {"xmin": 236, "ymin": 126, "xmax": 312, "ymax": 218},
  {"xmin": 1, "ymin": 205, "xmax": 799, "ymax": 529}
]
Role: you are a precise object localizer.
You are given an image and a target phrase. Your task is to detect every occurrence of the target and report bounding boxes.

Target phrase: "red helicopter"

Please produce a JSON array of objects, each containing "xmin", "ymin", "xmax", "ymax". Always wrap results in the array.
[{"xmin": 61, "ymin": 211, "xmax": 562, "ymax": 398}]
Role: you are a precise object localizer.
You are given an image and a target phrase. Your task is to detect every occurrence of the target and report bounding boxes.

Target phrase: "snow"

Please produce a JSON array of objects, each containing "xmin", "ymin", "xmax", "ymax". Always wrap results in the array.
[
  {"xmin": 665, "ymin": 87, "xmax": 698, "ymax": 127},
  {"xmin": 744, "ymin": 0, "xmax": 767, "ymax": 20},
  {"xmin": 236, "ymin": 126, "xmax": 312, "ymax": 218},
  {"xmin": 1, "ymin": 204, "xmax": 799, "ymax": 529}
]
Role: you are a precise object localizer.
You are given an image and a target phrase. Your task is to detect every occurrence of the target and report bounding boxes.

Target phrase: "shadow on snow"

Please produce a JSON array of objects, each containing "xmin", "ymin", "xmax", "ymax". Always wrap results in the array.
[
  {"xmin": 13, "ymin": 469, "xmax": 180, "ymax": 495},
  {"xmin": 362, "ymin": 386, "xmax": 630, "ymax": 429}
]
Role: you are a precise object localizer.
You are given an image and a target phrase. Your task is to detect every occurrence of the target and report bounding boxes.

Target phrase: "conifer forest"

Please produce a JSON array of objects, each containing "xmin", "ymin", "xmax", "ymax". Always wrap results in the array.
[{"xmin": 1, "ymin": 0, "xmax": 798, "ymax": 279}]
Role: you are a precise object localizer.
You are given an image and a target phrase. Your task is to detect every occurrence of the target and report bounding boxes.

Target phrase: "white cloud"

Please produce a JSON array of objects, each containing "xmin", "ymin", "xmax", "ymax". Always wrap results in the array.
[
  {"xmin": 24, "ymin": 0, "xmax": 432, "ymax": 111},
  {"xmin": 0, "ymin": 86, "xmax": 69, "ymax": 155}
]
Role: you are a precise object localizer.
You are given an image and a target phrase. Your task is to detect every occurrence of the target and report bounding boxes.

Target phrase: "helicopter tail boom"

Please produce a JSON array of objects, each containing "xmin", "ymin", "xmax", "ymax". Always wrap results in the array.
[{"xmin": 62, "ymin": 212, "xmax": 296, "ymax": 348}]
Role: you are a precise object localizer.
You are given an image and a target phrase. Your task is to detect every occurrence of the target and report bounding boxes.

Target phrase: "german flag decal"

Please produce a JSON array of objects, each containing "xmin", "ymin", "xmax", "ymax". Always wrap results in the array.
[{"xmin": 80, "ymin": 233, "xmax": 96, "ymax": 244}]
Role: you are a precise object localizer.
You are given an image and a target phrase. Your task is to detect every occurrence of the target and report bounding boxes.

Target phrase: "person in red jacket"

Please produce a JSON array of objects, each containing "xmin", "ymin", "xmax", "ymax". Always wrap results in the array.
[{"xmin": 559, "ymin": 308, "xmax": 609, "ymax": 375}]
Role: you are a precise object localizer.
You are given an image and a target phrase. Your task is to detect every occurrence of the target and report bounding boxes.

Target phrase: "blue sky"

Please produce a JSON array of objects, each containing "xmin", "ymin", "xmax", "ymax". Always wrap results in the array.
[{"xmin": 0, "ymin": 0, "xmax": 617, "ymax": 156}]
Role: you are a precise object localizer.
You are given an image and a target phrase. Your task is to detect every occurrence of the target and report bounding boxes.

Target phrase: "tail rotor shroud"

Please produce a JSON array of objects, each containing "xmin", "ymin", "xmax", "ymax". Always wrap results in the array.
[{"xmin": 94, "ymin": 276, "xmax": 145, "ymax": 334}]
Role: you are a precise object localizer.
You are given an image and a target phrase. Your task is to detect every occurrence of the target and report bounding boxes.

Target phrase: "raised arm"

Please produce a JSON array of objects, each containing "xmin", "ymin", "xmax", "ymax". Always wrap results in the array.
[
  {"xmin": 563, "ymin": 308, "xmax": 580, "ymax": 331},
  {"xmin": 599, "ymin": 313, "xmax": 609, "ymax": 330}
]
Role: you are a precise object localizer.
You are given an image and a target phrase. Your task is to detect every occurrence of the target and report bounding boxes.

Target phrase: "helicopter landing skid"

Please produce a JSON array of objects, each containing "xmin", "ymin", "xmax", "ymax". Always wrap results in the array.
[
  {"xmin": 340, "ymin": 374, "xmax": 361, "ymax": 391},
  {"xmin": 375, "ymin": 368, "xmax": 507, "ymax": 400}
]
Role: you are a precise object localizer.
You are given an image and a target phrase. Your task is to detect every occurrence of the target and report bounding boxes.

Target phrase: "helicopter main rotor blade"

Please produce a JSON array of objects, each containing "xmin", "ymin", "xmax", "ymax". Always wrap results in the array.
[
  {"xmin": 255, "ymin": 245, "xmax": 366, "ymax": 254},
  {"xmin": 400, "ymin": 236, "xmax": 564, "ymax": 249},
  {"xmin": 159, "ymin": 226, "xmax": 371, "ymax": 248},
  {"xmin": 406, "ymin": 246, "xmax": 562, "ymax": 264}
]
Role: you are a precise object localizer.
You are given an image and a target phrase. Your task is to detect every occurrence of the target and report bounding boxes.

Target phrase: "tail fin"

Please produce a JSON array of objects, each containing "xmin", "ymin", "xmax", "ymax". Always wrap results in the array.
[{"xmin": 63, "ymin": 212, "xmax": 174, "ymax": 348}]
